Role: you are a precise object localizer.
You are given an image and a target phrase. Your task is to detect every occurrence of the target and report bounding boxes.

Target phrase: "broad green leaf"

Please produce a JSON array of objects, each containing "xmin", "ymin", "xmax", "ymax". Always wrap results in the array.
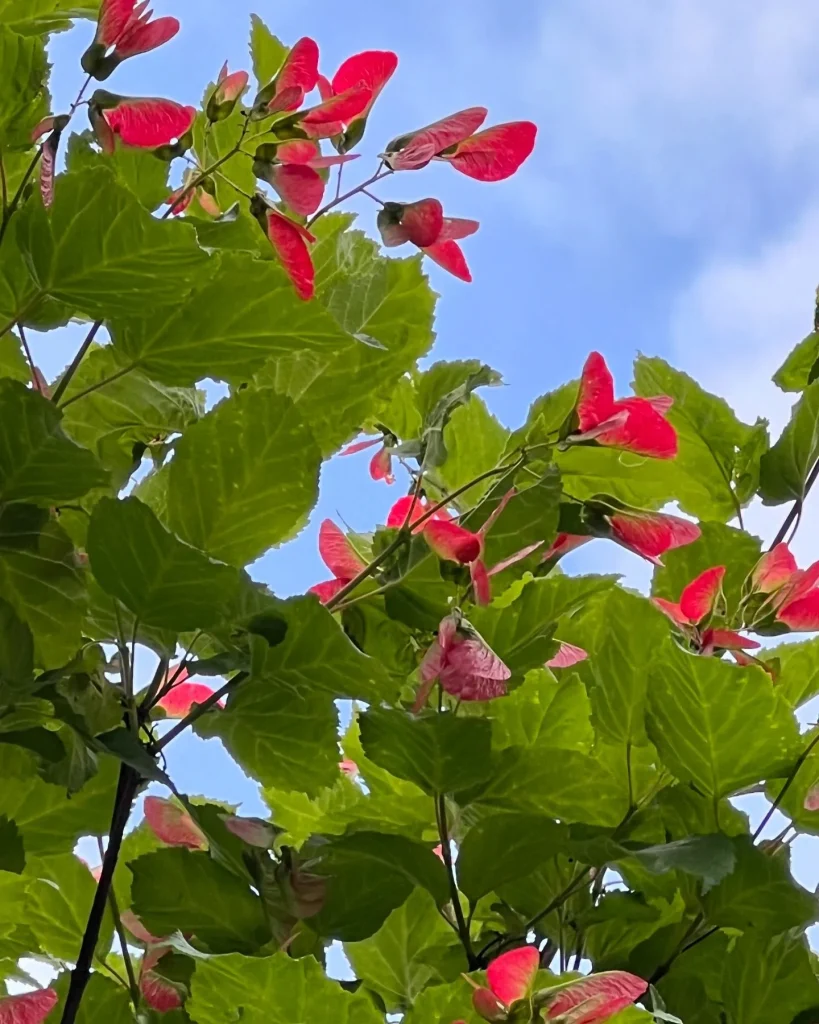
[
  {"xmin": 0, "ymin": 746, "xmax": 118, "ymax": 854},
  {"xmin": 51, "ymin": 972, "xmax": 134, "ymax": 1024},
  {"xmin": 193, "ymin": 87, "xmax": 258, "ymax": 213},
  {"xmin": 345, "ymin": 888, "xmax": 462, "ymax": 1012},
  {"xmin": 583, "ymin": 891, "xmax": 686, "ymax": 972},
  {"xmin": 457, "ymin": 813, "xmax": 569, "ymax": 902},
  {"xmin": 415, "ymin": 361, "xmax": 502, "ymax": 467},
  {"xmin": 0, "ymin": 505, "xmax": 85, "ymax": 668},
  {"xmin": 84, "ymin": 574, "xmax": 176, "ymax": 659},
  {"xmin": 374, "ymin": 373, "xmax": 422, "ymax": 439},
  {"xmin": 721, "ymin": 931, "xmax": 819, "ymax": 1024},
  {"xmin": 486, "ymin": 668, "xmax": 594, "ymax": 753},
  {"xmin": 734, "ymin": 418, "xmax": 770, "ymax": 505},
  {"xmin": 195, "ymin": 678, "xmax": 340, "ymax": 796},
  {"xmin": 470, "ymin": 574, "xmax": 616, "ymax": 674},
  {"xmin": 475, "ymin": 746, "xmax": 630, "ymax": 827},
  {"xmin": 516, "ymin": 380, "xmax": 577, "ymax": 449},
  {"xmin": 633, "ymin": 355, "xmax": 753, "ymax": 521},
  {"xmin": 647, "ymin": 641, "xmax": 799, "ymax": 799},
  {"xmin": 188, "ymin": 951, "xmax": 383, "ymax": 1024},
  {"xmin": 0, "ymin": 227, "xmax": 69, "ymax": 334},
  {"xmin": 88, "ymin": 497, "xmax": 239, "ymax": 631},
  {"xmin": 759, "ymin": 380, "xmax": 819, "ymax": 503},
  {"xmin": 624, "ymin": 834, "xmax": 736, "ymax": 892},
  {"xmin": 112, "ymin": 250, "xmax": 352, "ymax": 386},
  {"xmin": 0, "ymin": 332, "xmax": 29, "ymax": 383},
  {"xmin": 258, "ymin": 217, "xmax": 436, "ymax": 455},
  {"xmin": 242, "ymin": 595, "xmax": 395, "ymax": 703},
  {"xmin": 0, "ymin": 0, "xmax": 100, "ymax": 34},
  {"xmin": 703, "ymin": 837, "xmax": 817, "ymax": 934},
  {"xmin": 766, "ymin": 727, "xmax": 819, "ymax": 835},
  {"xmin": 566, "ymin": 586, "xmax": 667, "ymax": 746},
  {"xmin": 25, "ymin": 852, "xmax": 114, "ymax": 961},
  {"xmin": 312, "ymin": 830, "xmax": 448, "ymax": 941},
  {"xmin": 130, "ymin": 849, "xmax": 270, "ymax": 953},
  {"xmin": 0, "ymin": 595, "xmax": 34, "ymax": 684},
  {"xmin": 404, "ymin": 976, "xmax": 483, "ymax": 1024},
  {"xmin": 555, "ymin": 444, "xmax": 680, "ymax": 510},
  {"xmin": 0, "ymin": 25, "xmax": 48, "ymax": 147},
  {"xmin": 774, "ymin": 330, "xmax": 819, "ymax": 392},
  {"xmin": 21, "ymin": 168, "xmax": 209, "ymax": 319},
  {"xmin": 651, "ymin": 521, "xmax": 762, "ymax": 614},
  {"xmin": 358, "ymin": 707, "xmax": 494, "ymax": 796},
  {"xmin": 249, "ymin": 14, "xmax": 287, "ymax": 85},
  {"xmin": 61, "ymin": 344, "xmax": 203, "ymax": 482},
  {"xmin": 768, "ymin": 635, "xmax": 819, "ymax": 708},
  {"xmin": 65, "ymin": 132, "xmax": 170, "ymax": 211},
  {"xmin": 0, "ymin": 379, "xmax": 107, "ymax": 504},
  {"xmin": 437, "ymin": 396, "xmax": 509, "ymax": 502},
  {"xmin": 164, "ymin": 389, "xmax": 319, "ymax": 566},
  {"xmin": 0, "ymin": 816, "xmax": 23, "ymax": 873}
]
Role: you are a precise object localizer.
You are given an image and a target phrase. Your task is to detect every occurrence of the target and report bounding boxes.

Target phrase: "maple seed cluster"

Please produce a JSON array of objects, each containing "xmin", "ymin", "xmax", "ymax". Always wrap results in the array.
[{"xmin": 31, "ymin": 0, "xmax": 540, "ymax": 303}]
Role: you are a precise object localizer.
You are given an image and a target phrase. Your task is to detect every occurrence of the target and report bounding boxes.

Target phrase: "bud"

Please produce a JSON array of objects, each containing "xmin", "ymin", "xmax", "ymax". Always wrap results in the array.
[
  {"xmin": 207, "ymin": 65, "xmax": 250, "ymax": 122},
  {"xmin": 472, "ymin": 987, "xmax": 507, "ymax": 1022}
]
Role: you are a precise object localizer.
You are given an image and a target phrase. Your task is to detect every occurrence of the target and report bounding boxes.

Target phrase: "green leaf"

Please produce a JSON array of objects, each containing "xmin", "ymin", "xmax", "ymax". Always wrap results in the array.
[
  {"xmin": 436, "ymin": 396, "xmax": 509, "ymax": 503},
  {"xmin": 457, "ymin": 813, "xmax": 569, "ymax": 902},
  {"xmin": 769, "ymin": 635, "xmax": 819, "ymax": 708},
  {"xmin": 359, "ymin": 707, "xmax": 494, "ymax": 797},
  {"xmin": 240, "ymin": 594, "xmax": 394, "ymax": 703},
  {"xmin": 195, "ymin": 677, "xmax": 340, "ymax": 797},
  {"xmin": 0, "ymin": 816, "xmax": 24, "ymax": 873},
  {"xmin": 633, "ymin": 355, "xmax": 754, "ymax": 521},
  {"xmin": 312, "ymin": 830, "xmax": 449, "ymax": 941},
  {"xmin": 624, "ymin": 834, "xmax": 736, "ymax": 892},
  {"xmin": 565, "ymin": 586, "xmax": 667, "ymax": 746},
  {"xmin": 60, "ymin": 344, "xmax": 203, "ymax": 482},
  {"xmin": 130, "ymin": 849, "xmax": 270, "ymax": 953},
  {"xmin": 774, "ymin": 331, "xmax": 819, "ymax": 392},
  {"xmin": 0, "ymin": 745, "xmax": 118, "ymax": 854},
  {"xmin": 51, "ymin": 972, "xmax": 134, "ymax": 1024},
  {"xmin": 470, "ymin": 574, "xmax": 616, "ymax": 675},
  {"xmin": 0, "ymin": 332, "xmax": 29, "ymax": 383},
  {"xmin": 487, "ymin": 668, "xmax": 594, "ymax": 753},
  {"xmin": 188, "ymin": 951, "xmax": 384, "ymax": 1024},
  {"xmin": 112, "ymin": 249, "xmax": 353, "ymax": 387},
  {"xmin": 651, "ymin": 521, "xmax": 762, "ymax": 615},
  {"xmin": 164, "ymin": 389, "xmax": 319, "ymax": 566},
  {"xmin": 555, "ymin": 445, "xmax": 680, "ymax": 511},
  {"xmin": 759, "ymin": 380, "xmax": 819, "ymax": 503},
  {"xmin": 249, "ymin": 14, "xmax": 287, "ymax": 85},
  {"xmin": 721, "ymin": 931, "xmax": 819, "ymax": 1024},
  {"xmin": 404, "ymin": 976, "xmax": 483, "ymax": 1024},
  {"xmin": 0, "ymin": 506, "xmax": 85, "ymax": 668},
  {"xmin": 84, "ymin": 574, "xmax": 176, "ymax": 659},
  {"xmin": 345, "ymin": 888, "xmax": 462, "ymax": 1012},
  {"xmin": 703, "ymin": 837, "xmax": 817, "ymax": 934},
  {"xmin": 25, "ymin": 852, "xmax": 114, "ymax": 961},
  {"xmin": 258, "ymin": 219, "xmax": 436, "ymax": 455},
  {"xmin": 21, "ymin": 168, "xmax": 209, "ymax": 319},
  {"xmin": 0, "ymin": 596, "xmax": 34, "ymax": 684},
  {"xmin": 416, "ymin": 361, "xmax": 502, "ymax": 467},
  {"xmin": 87, "ymin": 497, "xmax": 239, "ymax": 631},
  {"xmin": 734, "ymin": 418, "xmax": 770, "ymax": 505},
  {"xmin": 65, "ymin": 132, "xmax": 170, "ymax": 211},
  {"xmin": 0, "ymin": 379, "xmax": 107, "ymax": 504},
  {"xmin": 647, "ymin": 641, "xmax": 799, "ymax": 799},
  {"xmin": 765, "ymin": 727, "xmax": 819, "ymax": 835},
  {"xmin": 0, "ymin": 0, "xmax": 100, "ymax": 35},
  {"xmin": 0, "ymin": 25, "xmax": 48, "ymax": 147}
]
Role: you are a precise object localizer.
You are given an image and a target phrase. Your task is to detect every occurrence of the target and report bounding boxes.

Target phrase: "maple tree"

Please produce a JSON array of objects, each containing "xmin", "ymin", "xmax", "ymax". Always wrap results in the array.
[{"xmin": 0, "ymin": 3, "xmax": 818, "ymax": 1023}]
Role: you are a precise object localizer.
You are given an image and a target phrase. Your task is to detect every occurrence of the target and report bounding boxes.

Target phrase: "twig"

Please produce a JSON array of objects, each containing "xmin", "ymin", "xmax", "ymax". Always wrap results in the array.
[
  {"xmin": 769, "ymin": 460, "xmax": 819, "ymax": 549},
  {"xmin": 436, "ymin": 795, "xmax": 476, "ymax": 968},
  {"xmin": 59, "ymin": 364, "xmax": 135, "ymax": 409},
  {"xmin": 151, "ymin": 671, "xmax": 248, "ymax": 753},
  {"xmin": 60, "ymin": 765, "xmax": 140, "ymax": 1024},
  {"xmin": 307, "ymin": 165, "xmax": 392, "ymax": 228},
  {"xmin": 17, "ymin": 324, "xmax": 39, "ymax": 390},
  {"xmin": 51, "ymin": 320, "xmax": 104, "ymax": 405},
  {"xmin": 0, "ymin": 147, "xmax": 42, "ymax": 247},
  {"xmin": 96, "ymin": 837, "xmax": 140, "ymax": 1011},
  {"xmin": 0, "ymin": 153, "xmax": 7, "ymax": 215},
  {"xmin": 752, "ymin": 730, "xmax": 819, "ymax": 841},
  {"xmin": 359, "ymin": 187, "xmax": 384, "ymax": 206}
]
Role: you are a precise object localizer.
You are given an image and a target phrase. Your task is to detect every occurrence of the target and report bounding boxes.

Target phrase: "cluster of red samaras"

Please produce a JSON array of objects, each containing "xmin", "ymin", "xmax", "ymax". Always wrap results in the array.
[
  {"xmin": 456, "ymin": 945, "xmax": 648, "ymax": 1024},
  {"xmin": 70, "ymin": 1, "xmax": 536, "ymax": 300}
]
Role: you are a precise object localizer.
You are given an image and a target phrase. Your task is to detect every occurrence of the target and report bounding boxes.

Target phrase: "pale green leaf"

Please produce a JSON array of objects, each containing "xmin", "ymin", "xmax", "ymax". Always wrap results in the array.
[
  {"xmin": 774, "ymin": 331, "xmax": 819, "ymax": 393},
  {"xmin": 759, "ymin": 380, "xmax": 819, "ymax": 503},
  {"xmin": 0, "ymin": 332, "xmax": 29, "ymax": 383},
  {"xmin": 249, "ymin": 14, "xmax": 287, "ymax": 85},
  {"xmin": 0, "ymin": 25, "xmax": 48, "ymax": 147},
  {"xmin": 65, "ymin": 132, "xmax": 170, "ymax": 211}
]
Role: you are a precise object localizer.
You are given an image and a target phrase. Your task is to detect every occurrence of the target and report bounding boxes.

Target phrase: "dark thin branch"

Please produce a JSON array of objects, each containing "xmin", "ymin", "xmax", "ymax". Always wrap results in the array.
[
  {"xmin": 752, "ymin": 730, "xmax": 819, "ymax": 841},
  {"xmin": 769, "ymin": 459, "xmax": 819, "ymax": 550},
  {"xmin": 151, "ymin": 672, "xmax": 248, "ymax": 753},
  {"xmin": 0, "ymin": 153, "xmax": 7, "ymax": 214},
  {"xmin": 0, "ymin": 147, "xmax": 42, "ymax": 247},
  {"xmin": 436, "ymin": 794, "xmax": 475, "ymax": 968},
  {"xmin": 307, "ymin": 165, "xmax": 392, "ymax": 228},
  {"xmin": 96, "ymin": 837, "xmax": 140, "ymax": 1011},
  {"xmin": 51, "ymin": 320, "xmax": 104, "ymax": 405},
  {"xmin": 17, "ymin": 324, "xmax": 39, "ymax": 390},
  {"xmin": 58, "ymin": 364, "xmax": 135, "ymax": 409},
  {"xmin": 60, "ymin": 765, "xmax": 140, "ymax": 1024}
]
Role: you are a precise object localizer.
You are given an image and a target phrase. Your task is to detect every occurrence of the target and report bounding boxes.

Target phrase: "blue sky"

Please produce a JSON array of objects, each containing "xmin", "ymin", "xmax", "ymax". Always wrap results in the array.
[{"xmin": 40, "ymin": 0, "xmax": 819, "ymax": 954}]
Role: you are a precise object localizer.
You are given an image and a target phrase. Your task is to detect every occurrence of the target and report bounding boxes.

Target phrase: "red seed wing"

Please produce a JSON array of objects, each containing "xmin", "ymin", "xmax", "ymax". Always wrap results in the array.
[
  {"xmin": 438, "ymin": 217, "xmax": 480, "ymax": 241},
  {"xmin": 546, "ymin": 641, "xmax": 589, "ymax": 669},
  {"xmin": 97, "ymin": 0, "xmax": 136, "ymax": 46},
  {"xmin": 269, "ymin": 163, "xmax": 326, "ymax": 216},
  {"xmin": 753, "ymin": 542, "xmax": 799, "ymax": 593},
  {"xmin": 445, "ymin": 121, "xmax": 537, "ymax": 181},
  {"xmin": 543, "ymin": 970, "xmax": 647, "ymax": 1023},
  {"xmin": 486, "ymin": 946, "xmax": 540, "ymax": 1006},
  {"xmin": 400, "ymin": 198, "xmax": 445, "ymax": 247},
  {"xmin": 104, "ymin": 98, "xmax": 195, "ymax": 148},
  {"xmin": 115, "ymin": 15, "xmax": 179, "ymax": 58},
  {"xmin": 143, "ymin": 796, "xmax": 207, "ymax": 850},
  {"xmin": 158, "ymin": 682, "xmax": 221, "ymax": 718},
  {"xmin": 387, "ymin": 107, "xmax": 488, "ymax": 170},
  {"xmin": 277, "ymin": 37, "xmax": 320, "ymax": 95},
  {"xmin": 309, "ymin": 578, "xmax": 348, "ymax": 604},
  {"xmin": 332, "ymin": 50, "xmax": 398, "ymax": 106},
  {"xmin": 0, "ymin": 990, "xmax": 58, "ymax": 1024},
  {"xmin": 423, "ymin": 519, "xmax": 482, "ymax": 563},
  {"xmin": 318, "ymin": 519, "xmax": 366, "ymax": 580},
  {"xmin": 422, "ymin": 240, "xmax": 472, "ymax": 282},
  {"xmin": 679, "ymin": 566, "xmax": 725, "ymax": 623},
  {"xmin": 301, "ymin": 85, "xmax": 373, "ymax": 137},
  {"xmin": 266, "ymin": 210, "xmax": 316, "ymax": 300},
  {"xmin": 577, "ymin": 352, "xmax": 616, "ymax": 430}
]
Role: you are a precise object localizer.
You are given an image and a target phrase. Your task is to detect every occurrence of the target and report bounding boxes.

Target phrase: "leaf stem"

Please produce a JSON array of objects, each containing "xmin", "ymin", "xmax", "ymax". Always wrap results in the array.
[
  {"xmin": 51, "ymin": 320, "xmax": 104, "ymax": 405},
  {"xmin": 164, "ymin": 122, "xmax": 252, "ymax": 222},
  {"xmin": 769, "ymin": 459, "xmax": 819, "ymax": 550},
  {"xmin": 0, "ymin": 147, "xmax": 42, "ymax": 247},
  {"xmin": 0, "ymin": 153, "xmax": 7, "ymax": 215},
  {"xmin": 60, "ymin": 765, "xmax": 140, "ymax": 1024},
  {"xmin": 306, "ymin": 165, "xmax": 392, "ymax": 228},
  {"xmin": 436, "ymin": 794, "xmax": 476, "ymax": 968},
  {"xmin": 752, "ymin": 729, "xmax": 819, "ymax": 841},
  {"xmin": 151, "ymin": 671, "xmax": 248, "ymax": 753},
  {"xmin": 96, "ymin": 837, "xmax": 140, "ymax": 1011},
  {"xmin": 58, "ymin": 363, "xmax": 135, "ymax": 409}
]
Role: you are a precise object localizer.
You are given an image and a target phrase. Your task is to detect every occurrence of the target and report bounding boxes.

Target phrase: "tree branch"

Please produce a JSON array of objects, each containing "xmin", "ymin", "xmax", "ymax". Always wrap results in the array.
[
  {"xmin": 151, "ymin": 671, "xmax": 248, "ymax": 753},
  {"xmin": 769, "ymin": 459, "xmax": 819, "ymax": 550},
  {"xmin": 51, "ymin": 320, "xmax": 104, "ymax": 405},
  {"xmin": 306, "ymin": 165, "xmax": 392, "ymax": 228},
  {"xmin": 60, "ymin": 765, "xmax": 140, "ymax": 1024},
  {"xmin": 58, "ymin": 363, "xmax": 135, "ymax": 410},
  {"xmin": 96, "ymin": 837, "xmax": 140, "ymax": 1011},
  {"xmin": 436, "ymin": 794, "xmax": 476, "ymax": 969}
]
